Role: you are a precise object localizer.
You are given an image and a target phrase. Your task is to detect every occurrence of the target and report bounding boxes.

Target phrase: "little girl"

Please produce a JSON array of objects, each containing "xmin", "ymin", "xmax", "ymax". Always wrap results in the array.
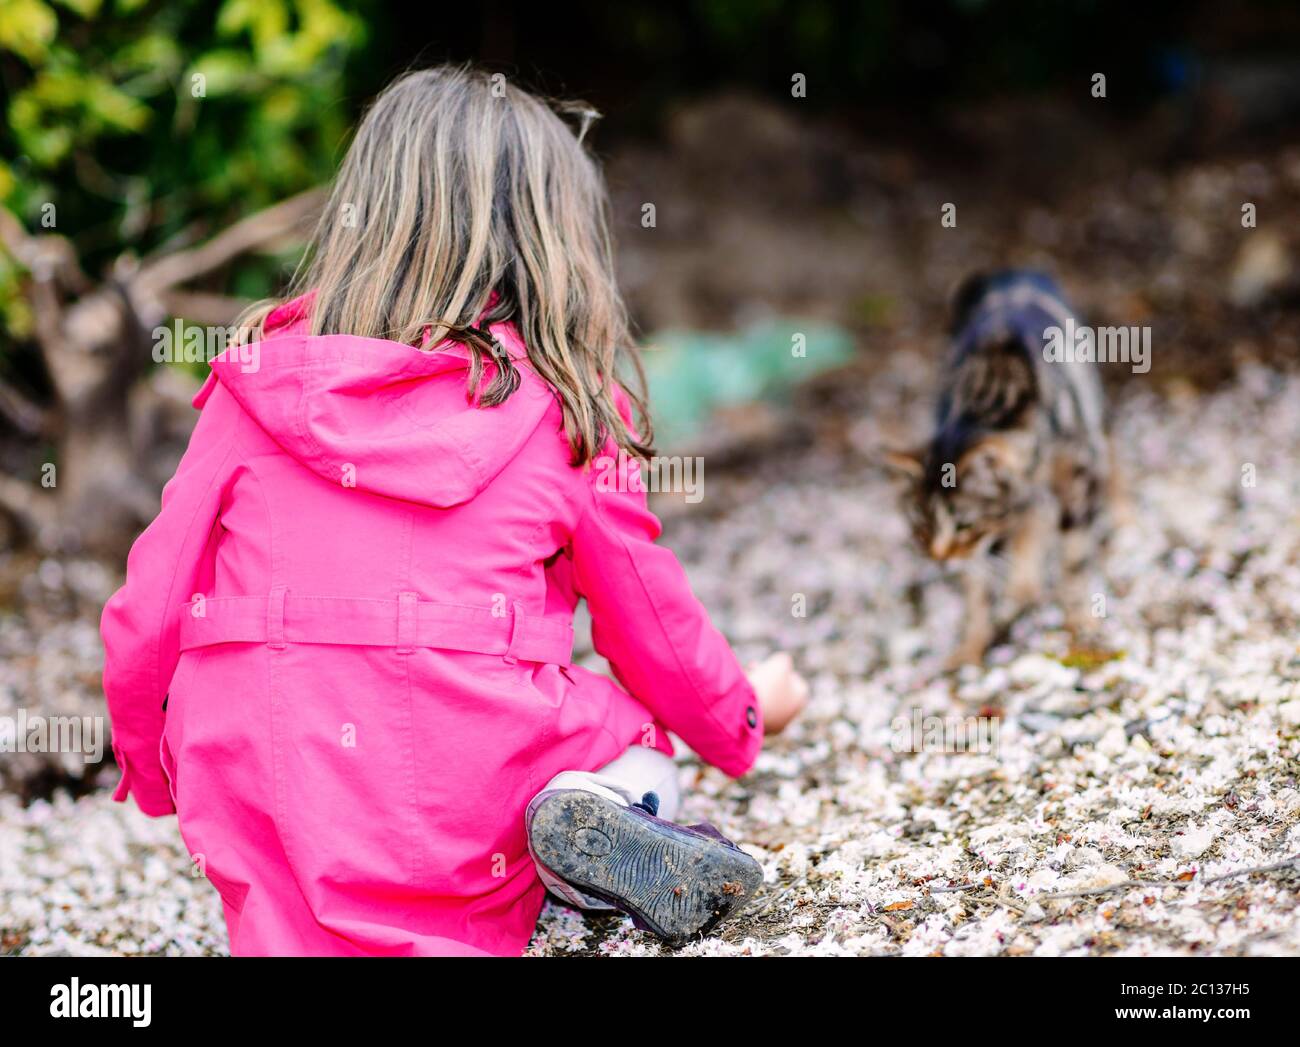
[{"xmin": 101, "ymin": 66, "xmax": 806, "ymax": 956}]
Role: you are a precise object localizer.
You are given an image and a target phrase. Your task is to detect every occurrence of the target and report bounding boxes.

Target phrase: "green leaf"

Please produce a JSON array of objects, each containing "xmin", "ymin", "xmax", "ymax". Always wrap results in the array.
[
  {"xmin": 187, "ymin": 49, "xmax": 257, "ymax": 97},
  {"xmin": 84, "ymin": 75, "xmax": 151, "ymax": 131},
  {"xmin": 217, "ymin": 0, "xmax": 288, "ymax": 50},
  {"xmin": 111, "ymin": 32, "xmax": 183, "ymax": 79},
  {"xmin": 52, "ymin": 0, "xmax": 102, "ymax": 18},
  {"xmin": 0, "ymin": 0, "xmax": 59, "ymax": 63}
]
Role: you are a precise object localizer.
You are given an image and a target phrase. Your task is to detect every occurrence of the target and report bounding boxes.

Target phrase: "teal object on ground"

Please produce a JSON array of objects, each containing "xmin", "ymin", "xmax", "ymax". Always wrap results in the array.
[{"xmin": 638, "ymin": 320, "xmax": 856, "ymax": 448}]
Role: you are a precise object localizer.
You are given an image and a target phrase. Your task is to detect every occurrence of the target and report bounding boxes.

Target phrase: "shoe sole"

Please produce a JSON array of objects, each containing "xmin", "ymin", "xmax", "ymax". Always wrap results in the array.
[{"xmin": 530, "ymin": 790, "xmax": 763, "ymax": 947}]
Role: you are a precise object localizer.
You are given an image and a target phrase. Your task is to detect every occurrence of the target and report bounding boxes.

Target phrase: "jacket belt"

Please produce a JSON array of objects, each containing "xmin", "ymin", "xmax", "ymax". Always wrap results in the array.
[{"xmin": 178, "ymin": 592, "xmax": 573, "ymax": 666}]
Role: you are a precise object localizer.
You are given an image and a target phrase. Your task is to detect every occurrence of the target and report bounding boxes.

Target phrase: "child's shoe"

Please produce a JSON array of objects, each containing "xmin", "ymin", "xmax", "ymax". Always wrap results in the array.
[{"xmin": 528, "ymin": 789, "xmax": 763, "ymax": 947}]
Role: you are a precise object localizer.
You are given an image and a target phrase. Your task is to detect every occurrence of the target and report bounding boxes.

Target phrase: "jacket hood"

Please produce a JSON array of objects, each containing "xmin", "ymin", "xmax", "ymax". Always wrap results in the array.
[{"xmin": 195, "ymin": 296, "xmax": 556, "ymax": 508}]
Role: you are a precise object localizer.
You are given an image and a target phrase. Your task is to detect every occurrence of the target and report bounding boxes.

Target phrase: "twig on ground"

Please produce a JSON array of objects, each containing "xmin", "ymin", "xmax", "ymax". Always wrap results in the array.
[
  {"xmin": 1201, "ymin": 854, "xmax": 1300, "ymax": 886},
  {"xmin": 1038, "ymin": 881, "xmax": 1151, "ymax": 901},
  {"xmin": 1036, "ymin": 853, "xmax": 1300, "ymax": 902}
]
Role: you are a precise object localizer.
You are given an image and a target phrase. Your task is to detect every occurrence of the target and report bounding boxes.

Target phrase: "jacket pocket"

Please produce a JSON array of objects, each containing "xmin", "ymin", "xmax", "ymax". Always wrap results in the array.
[
  {"xmin": 158, "ymin": 728, "xmax": 179, "ymax": 807},
  {"xmin": 159, "ymin": 649, "xmax": 204, "ymax": 807},
  {"xmin": 271, "ymin": 645, "xmax": 425, "ymax": 893}
]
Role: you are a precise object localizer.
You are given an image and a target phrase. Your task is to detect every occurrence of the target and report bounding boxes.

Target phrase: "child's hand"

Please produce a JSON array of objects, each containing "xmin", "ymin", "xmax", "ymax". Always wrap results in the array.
[{"xmin": 746, "ymin": 653, "xmax": 808, "ymax": 735}]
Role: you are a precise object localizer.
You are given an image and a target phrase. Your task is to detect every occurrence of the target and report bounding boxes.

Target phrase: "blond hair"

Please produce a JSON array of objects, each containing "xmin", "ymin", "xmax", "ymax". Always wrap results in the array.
[{"xmin": 242, "ymin": 65, "xmax": 651, "ymax": 464}]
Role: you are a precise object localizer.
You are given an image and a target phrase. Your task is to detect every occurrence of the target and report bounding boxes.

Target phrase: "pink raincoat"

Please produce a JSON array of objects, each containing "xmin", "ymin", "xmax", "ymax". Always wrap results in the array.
[{"xmin": 100, "ymin": 297, "xmax": 763, "ymax": 956}]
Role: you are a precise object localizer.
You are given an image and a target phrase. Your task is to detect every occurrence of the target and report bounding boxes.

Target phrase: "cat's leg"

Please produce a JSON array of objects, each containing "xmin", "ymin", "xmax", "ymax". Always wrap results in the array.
[
  {"xmin": 946, "ymin": 563, "xmax": 994, "ymax": 669},
  {"xmin": 1105, "ymin": 433, "xmax": 1134, "ymax": 529},
  {"xmin": 1051, "ymin": 450, "xmax": 1108, "ymax": 637},
  {"xmin": 1060, "ymin": 523, "xmax": 1101, "ymax": 635},
  {"xmin": 1006, "ymin": 499, "xmax": 1053, "ymax": 609}
]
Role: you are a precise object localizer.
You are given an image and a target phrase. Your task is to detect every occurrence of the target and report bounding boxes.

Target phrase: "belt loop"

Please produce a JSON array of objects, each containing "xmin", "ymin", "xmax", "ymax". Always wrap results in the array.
[
  {"xmin": 267, "ymin": 586, "xmax": 287, "ymax": 649},
  {"xmin": 503, "ymin": 600, "xmax": 525, "ymax": 665},
  {"xmin": 396, "ymin": 591, "xmax": 418, "ymax": 655}
]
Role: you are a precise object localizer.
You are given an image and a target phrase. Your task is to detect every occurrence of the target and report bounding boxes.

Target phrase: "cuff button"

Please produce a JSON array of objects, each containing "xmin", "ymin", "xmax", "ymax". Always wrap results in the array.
[{"xmin": 746, "ymin": 706, "xmax": 758, "ymax": 729}]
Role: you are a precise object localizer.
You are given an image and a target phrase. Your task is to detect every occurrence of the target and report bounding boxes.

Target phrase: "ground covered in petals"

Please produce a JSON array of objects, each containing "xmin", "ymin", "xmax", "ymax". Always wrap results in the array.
[
  {"xmin": 6, "ymin": 355, "xmax": 1296, "ymax": 956},
  {"xmin": 528, "ymin": 357, "xmax": 1300, "ymax": 957}
]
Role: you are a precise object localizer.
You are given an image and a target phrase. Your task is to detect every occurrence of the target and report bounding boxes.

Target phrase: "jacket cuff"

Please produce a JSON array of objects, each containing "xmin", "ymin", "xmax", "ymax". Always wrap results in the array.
[
  {"xmin": 110, "ymin": 745, "xmax": 176, "ymax": 817},
  {"xmin": 709, "ymin": 685, "xmax": 764, "ymax": 778}
]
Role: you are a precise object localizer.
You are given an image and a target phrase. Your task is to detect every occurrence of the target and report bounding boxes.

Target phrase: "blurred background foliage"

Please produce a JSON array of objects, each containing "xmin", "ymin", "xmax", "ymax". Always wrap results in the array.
[
  {"xmin": 0, "ymin": 0, "xmax": 363, "ymax": 341},
  {"xmin": 6, "ymin": 0, "xmax": 1298, "ymax": 341},
  {"xmin": 1, "ymin": 0, "xmax": 1298, "ymax": 446}
]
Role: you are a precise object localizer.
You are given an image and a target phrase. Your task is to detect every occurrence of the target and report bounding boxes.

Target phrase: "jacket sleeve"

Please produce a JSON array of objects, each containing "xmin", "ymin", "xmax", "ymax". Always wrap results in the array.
[
  {"xmin": 568, "ymin": 461, "xmax": 763, "ymax": 778},
  {"xmin": 99, "ymin": 390, "xmax": 239, "ymax": 816}
]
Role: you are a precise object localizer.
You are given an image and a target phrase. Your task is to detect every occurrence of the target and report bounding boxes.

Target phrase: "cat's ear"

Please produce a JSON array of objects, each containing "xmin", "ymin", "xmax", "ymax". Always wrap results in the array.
[
  {"xmin": 882, "ymin": 447, "xmax": 925, "ymax": 481},
  {"xmin": 949, "ymin": 272, "xmax": 994, "ymax": 335}
]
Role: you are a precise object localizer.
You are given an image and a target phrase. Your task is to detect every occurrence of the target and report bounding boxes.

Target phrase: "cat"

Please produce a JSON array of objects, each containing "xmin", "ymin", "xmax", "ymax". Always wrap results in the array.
[{"xmin": 886, "ymin": 271, "xmax": 1116, "ymax": 668}]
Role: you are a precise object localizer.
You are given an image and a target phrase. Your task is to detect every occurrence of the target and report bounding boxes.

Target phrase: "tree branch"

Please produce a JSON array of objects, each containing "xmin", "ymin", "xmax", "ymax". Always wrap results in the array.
[
  {"xmin": 0, "ymin": 206, "xmax": 37, "ymax": 266},
  {"xmin": 0, "ymin": 474, "xmax": 57, "ymax": 540},
  {"xmin": 0, "ymin": 207, "xmax": 91, "ymax": 292},
  {"xmin": 136, "ymin": 188, "xmax": 324, "ymax": 297},
  {"xmin": 158, "ymin": 290, "xmax": 253, "ymax": 326},
  {"xmin": 0, "ymin": 376, "xmax": 49, "ymax": 435}
]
